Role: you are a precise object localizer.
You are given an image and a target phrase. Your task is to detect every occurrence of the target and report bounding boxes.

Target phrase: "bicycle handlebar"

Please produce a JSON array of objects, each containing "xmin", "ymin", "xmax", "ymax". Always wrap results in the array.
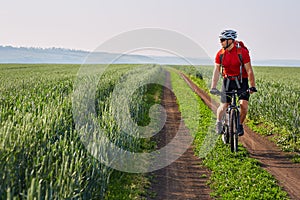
[{"xmin": 210, "ymin": 87, "xmax": 257, "ymax": 96}]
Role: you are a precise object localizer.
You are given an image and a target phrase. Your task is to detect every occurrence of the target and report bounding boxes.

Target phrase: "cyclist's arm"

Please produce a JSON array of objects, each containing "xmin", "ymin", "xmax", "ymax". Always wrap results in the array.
[
  {"xmin": 244, "ymin": 62, "xmax": 256, "ymax": 90},
  {"xmin": 211, "ymin": 63, "xmax": 221, "ymax": 89}
]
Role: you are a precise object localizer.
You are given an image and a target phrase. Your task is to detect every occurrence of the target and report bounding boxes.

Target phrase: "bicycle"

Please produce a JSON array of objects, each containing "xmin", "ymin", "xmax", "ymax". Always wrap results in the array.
[{"xmin": 211, "ymin": 88, "xmax": 253, "ymax": 152}]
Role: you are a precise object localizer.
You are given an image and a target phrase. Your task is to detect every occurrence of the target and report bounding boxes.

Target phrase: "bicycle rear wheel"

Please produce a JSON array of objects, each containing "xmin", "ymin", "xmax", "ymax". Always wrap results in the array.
[{"xmin": 229, "ymin": 109, "xmax": 238, "ymax": 152}]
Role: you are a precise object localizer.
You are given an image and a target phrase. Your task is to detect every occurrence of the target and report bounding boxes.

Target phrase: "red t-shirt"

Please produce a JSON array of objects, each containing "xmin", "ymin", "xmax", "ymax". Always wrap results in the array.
[{"xmin": 215, "ymin": 45, "xmax": 250, "ymax": 78}]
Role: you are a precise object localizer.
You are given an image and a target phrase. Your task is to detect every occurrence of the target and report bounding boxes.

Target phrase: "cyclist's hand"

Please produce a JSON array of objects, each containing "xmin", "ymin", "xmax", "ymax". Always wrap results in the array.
[
  {"xmin": 210, "ymin": 88, "xmax": 221, "ymax": 95},
  {"xmin": 248, "ymin": 87, "xmax": 257, "ymax": 94}
]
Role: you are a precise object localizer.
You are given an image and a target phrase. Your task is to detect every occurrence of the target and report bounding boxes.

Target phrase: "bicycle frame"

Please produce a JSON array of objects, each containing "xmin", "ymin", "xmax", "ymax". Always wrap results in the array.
[
  {"xmin": 222, "ymin": 90, "xmax": 241, "ymax": 152},
  {"xmin": 227, "ymin": 90, "xmax": 241, "ymax": 127},
  {"xmin": 211, "ymin": 86, "xmax": 250, "ymax": 152}
]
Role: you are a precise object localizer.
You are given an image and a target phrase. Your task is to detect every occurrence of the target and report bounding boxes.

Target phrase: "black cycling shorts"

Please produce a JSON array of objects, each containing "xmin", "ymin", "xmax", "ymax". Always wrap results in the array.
[{"xmin": 221, "ymin": 78, "xmax": 250, "ymax": 103}]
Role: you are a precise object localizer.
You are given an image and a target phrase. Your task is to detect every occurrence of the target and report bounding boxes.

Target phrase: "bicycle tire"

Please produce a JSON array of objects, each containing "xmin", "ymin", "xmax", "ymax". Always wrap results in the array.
[
  {"xmin": 229, "ymin": 109, "xmax": 238, "ymax": 152},
  {"xmin": 222, "ymin": 124, "xmax": 229, "ymax": 144}
]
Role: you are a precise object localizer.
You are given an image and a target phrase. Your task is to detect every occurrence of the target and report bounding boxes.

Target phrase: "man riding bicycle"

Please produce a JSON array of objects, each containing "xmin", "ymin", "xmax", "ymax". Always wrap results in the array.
[{"xmin": 210, "ymin": 29, "xmax": 257, "ymax": 136}]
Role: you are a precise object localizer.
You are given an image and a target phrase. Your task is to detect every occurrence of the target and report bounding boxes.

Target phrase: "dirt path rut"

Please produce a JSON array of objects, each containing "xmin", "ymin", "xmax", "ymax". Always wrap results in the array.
[{"xmin": 148, "ymin": 71, "xmax": 212, "ymax": 200}]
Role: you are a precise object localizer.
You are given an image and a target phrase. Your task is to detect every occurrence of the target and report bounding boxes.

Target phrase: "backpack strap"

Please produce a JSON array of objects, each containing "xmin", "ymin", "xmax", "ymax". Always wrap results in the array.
[
  {"xmin": 235, "ymin": 41, "xmax": 244, "ymax": 83},
  {"xmin": 236, "ymin": 41, "xmax": 244, "ymax": 65},
  {"xmin": 219, "ymin": 48, "xmax": 225, "ymax": 76}
]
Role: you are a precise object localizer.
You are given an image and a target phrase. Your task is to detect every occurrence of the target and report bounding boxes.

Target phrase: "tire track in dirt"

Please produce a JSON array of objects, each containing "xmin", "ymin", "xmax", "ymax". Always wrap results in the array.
[
  {"xmin": 147, "ymin": 71, "xmax": 212, "ymax": 200},
  {"xmin": 181, "ymin": 73, "xmax": 300, "ymax": 200}
]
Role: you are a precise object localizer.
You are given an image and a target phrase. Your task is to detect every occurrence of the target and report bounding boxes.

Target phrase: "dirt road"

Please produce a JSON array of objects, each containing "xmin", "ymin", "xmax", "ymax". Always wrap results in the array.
[{"xmin": 147, "ymin": 71, "xmax": 212, "ymax": 200}]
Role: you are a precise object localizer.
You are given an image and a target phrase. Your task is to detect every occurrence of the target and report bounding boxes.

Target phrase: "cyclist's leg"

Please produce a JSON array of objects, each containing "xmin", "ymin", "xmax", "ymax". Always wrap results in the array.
[
  {"xmin": 239, "ymin": 100, "xmax": 248, "ymax": 123},
  {"xmin": 218, "ymin": 78, "xmax": 231, "ymax": 121},
  {"xmin": 216, "ymin": 79, "xmax": 231, "ymax": 134},
  {"xmin": 217, "ymin": 103, "xmax": 229, "ymax": 121},
  {"xmin": 238, "ymin": 78, "xmax": 250, "ymax": 123},
  {"xmin": 237, "ymin": 79, "xmax": 249, "ymax": 136},
  {"xmin": 216, "ymin": 103, "xmax": 229, "ymax": 134}
]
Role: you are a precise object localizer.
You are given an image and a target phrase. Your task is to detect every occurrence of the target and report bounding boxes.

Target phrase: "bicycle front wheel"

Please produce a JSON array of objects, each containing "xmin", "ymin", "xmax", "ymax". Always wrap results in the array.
[{"xmin": 229, "ymin": 109, "xmax": 238, "ymax": 152}]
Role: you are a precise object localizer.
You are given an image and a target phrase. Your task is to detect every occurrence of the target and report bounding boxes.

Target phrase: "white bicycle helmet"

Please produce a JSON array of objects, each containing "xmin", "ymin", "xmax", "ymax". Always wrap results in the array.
[{"xmin": 219, "ymin": 30, "xmax": 237, "ymax": 40}]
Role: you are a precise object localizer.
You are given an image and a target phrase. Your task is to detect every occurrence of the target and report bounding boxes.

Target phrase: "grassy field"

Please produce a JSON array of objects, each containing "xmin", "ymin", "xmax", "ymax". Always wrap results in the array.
[
  {"xmin": 0, "ymin": 64, "xmax": 162, "ymax": 199},
  {"xmin": 0, "ymin": 63, "xmax": 298, "ymax": 199},
  {"xmin": 248, "ymin": 67, "xmax": 300, "ymax": 154}
]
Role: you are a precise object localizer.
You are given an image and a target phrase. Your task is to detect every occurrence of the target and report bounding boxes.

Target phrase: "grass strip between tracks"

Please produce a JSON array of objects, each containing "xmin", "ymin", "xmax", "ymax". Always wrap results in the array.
[
  {"xmin": 169, "ymin": 70, "xmax": 289, "ymax": 199},
  {"xmin": 105, "ymin": 82, "xmax": 162, "ymax": 200}
]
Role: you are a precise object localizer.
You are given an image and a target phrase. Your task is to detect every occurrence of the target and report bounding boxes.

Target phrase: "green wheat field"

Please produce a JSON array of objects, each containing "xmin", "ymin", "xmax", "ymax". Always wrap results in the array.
[{"xmin": 0, "ymin": 64, "xmax": 299, "ymax": 199}]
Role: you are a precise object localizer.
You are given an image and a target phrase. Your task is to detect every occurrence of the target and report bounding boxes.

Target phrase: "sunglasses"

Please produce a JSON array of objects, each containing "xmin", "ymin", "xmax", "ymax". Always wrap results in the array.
[{"xmin": 220, "ymin": 38, "xmax": 227, "ymax": 42}]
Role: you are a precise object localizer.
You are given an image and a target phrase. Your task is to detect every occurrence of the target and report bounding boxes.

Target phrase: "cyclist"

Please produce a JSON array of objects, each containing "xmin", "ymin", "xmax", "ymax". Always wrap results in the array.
[{"xmin": 210, "ymin": 29, "xmax": 257, "ymax": 136}]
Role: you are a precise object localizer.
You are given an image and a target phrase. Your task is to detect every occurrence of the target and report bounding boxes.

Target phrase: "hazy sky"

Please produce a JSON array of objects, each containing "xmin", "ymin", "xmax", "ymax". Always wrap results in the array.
[{"xmin": 1, "ymin": 0, "xmax": 300, "ymax": 61}]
